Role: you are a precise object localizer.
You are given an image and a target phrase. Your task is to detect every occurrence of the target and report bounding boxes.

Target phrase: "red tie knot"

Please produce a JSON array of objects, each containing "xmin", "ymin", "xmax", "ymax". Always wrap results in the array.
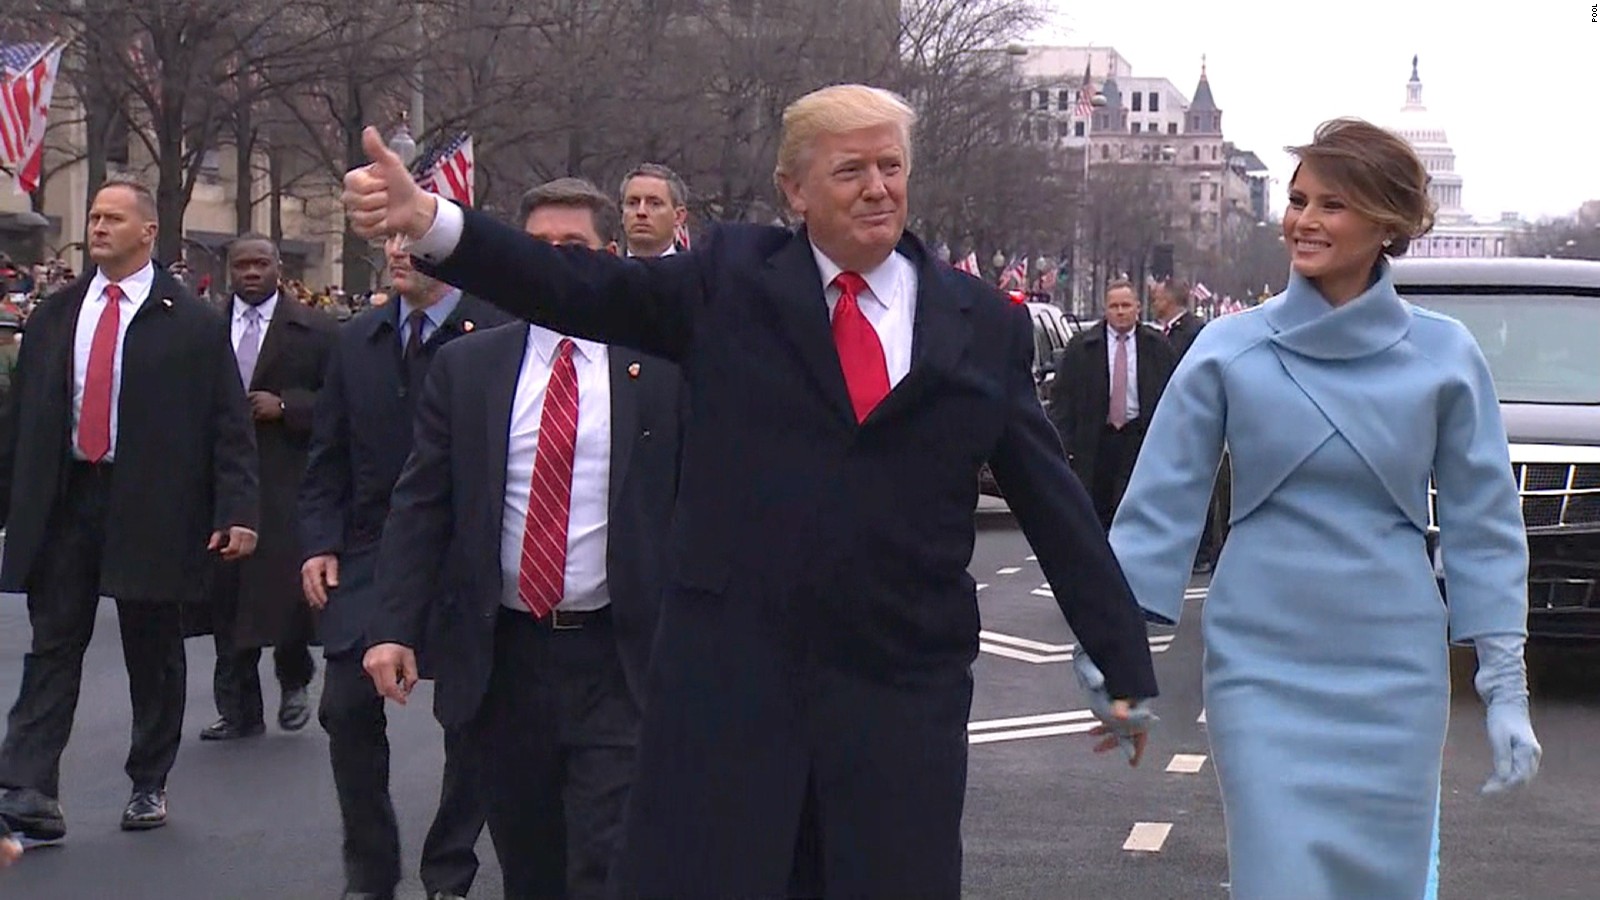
[
  {"xmin": 833, "ymin": 271, "xmax": 868, "ymax": 300},
  {"xmin": 104, "ymin": 283, "xmax": 125, "ymax": 302},
  {"xmin": 555, "ymin": 337, "xmax": 575, "ymax": 360}
]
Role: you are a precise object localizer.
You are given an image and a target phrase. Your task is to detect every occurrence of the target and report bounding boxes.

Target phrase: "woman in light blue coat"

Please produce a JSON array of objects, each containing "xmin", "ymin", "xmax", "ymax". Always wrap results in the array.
[{"xmin": 1106, "ymin": 119, "xmax": 1542, "ymax": 899}]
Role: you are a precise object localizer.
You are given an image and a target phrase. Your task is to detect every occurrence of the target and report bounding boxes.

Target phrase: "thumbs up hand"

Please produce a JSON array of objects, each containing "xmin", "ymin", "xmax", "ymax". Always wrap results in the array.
[{"xmin": 343, "ymin": 126, "xmax": 438, "ymax": 241}]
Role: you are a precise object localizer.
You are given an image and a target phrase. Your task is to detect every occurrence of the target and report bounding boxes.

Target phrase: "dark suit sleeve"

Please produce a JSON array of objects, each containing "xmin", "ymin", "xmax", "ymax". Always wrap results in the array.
[
  {"xmin": 279, "ymin": 324, "xmax": 334, "ymax": 436},
  {"xmin": 210, "ymin": 315, "xmax": 260, "ymax": 531},
  {"xmin": 417, "ymin": 205, "xmax": 701, "ymax": 361},
  {"xmin": 1048, "ymin": 339, "xmax": 1081, "ymax": 459},
  {"xmin": 0, "ymin": 312, "xmax": 34, "ymax": 529},
  {"xmin": 298, "ymin": 340, "xmax": 351, "ymax": 559},
  {"xmin": 987, "ymin": 306, "xmax": 1158, "ymax": 701},
  {"xmin": 368, "ymin": 347, "xmax": 458, "ymax": 650}
]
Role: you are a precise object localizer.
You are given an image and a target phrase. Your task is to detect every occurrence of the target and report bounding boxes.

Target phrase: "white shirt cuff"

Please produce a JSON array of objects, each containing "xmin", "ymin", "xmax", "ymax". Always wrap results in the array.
[{"xmin": 408, "ymin": 195, "xmax": 464, "ymax": 264}]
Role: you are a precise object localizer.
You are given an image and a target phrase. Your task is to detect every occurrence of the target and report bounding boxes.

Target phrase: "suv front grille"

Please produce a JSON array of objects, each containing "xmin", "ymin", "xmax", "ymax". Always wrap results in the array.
[{"xmin": 1428, "ymin": 463, "xmax": 1600, "ymax": 531}]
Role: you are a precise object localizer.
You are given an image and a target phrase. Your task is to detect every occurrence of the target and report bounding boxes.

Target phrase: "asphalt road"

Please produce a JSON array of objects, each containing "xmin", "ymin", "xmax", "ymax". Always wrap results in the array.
[{"xmin": 2, "ymin": 509, "xmax": 1599, "ymax": 898}]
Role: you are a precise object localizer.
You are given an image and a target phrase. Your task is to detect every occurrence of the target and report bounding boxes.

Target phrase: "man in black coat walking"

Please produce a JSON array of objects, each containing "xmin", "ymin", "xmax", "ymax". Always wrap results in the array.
[
  {"xmin": 203, "ymin": 235, "xmax": 337, "ymax": 741},
  {"xmin": 1050, "ymin": 279, "xmax": 1177, "ymax": 531},
  {"xmin": 299, "ymin": 236, "xmax": 509, "ymax": 900},
  {"xmin": 0, "ymin": 178, "xmax": 259, "ymax": 841}
]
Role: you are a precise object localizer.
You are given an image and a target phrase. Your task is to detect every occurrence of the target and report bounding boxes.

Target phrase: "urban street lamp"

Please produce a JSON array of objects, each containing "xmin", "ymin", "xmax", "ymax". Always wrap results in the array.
[{"xmin": 388, "ymin": 113, "xmax": 417, "ymax": 168}]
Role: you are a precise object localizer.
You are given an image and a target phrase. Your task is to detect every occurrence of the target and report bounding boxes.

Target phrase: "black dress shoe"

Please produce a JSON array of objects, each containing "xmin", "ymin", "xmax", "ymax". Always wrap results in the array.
[
  {"xmin": 279, "ymin": 687, "xmax": 312, "ymax": 731},
  {"xmin": 120, "ymin": 789, "xmax": 167, "ymax": 831},
  {"xmin": 0, "ymin": 787, "xmax": 65, "ymax": 842},
  {"xmin": 199, "ymin": 717, "xmax": 266, "ymax": 741}
]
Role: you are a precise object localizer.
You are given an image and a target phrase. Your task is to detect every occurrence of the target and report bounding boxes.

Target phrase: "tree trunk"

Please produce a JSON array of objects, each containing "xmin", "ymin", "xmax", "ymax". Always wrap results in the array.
[
  {"xmin": 268, "ymin": 145, "xmax": 283, "ymax": 245},
  {"xmin": 155, "ymin": 100, "xmax": 189, "ymax": 265},
  {"xmin": 234, "ymin": 100, "xmax": 255, "ymax": 235},
  {"xmin": 340, "ymin": 77, "xmax": 371, "ymax": 292}
]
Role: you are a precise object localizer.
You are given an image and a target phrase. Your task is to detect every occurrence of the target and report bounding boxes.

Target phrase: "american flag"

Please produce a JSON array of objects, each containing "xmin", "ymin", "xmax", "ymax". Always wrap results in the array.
[
  {"xmin": 953, "ymin": 251, "xmax": 979, "ymax": 276},
  {"xmin": 412, "ymin": 132, "xmax": 475, "ymax": 207},
  {"xmin": 1, "ymin": 40, "xmax": 62, "ymax": 194},
  {"xmin": 1073, "ymin": 60, "xmax": 1095, "ymax": 119},
  {"xmin": 1190, "ymin": 281, "xmax": 1214, "ymax": 303},
  {"xmin": 997, "ymin": 256, "xmax": 1027, "ymax": 290}
]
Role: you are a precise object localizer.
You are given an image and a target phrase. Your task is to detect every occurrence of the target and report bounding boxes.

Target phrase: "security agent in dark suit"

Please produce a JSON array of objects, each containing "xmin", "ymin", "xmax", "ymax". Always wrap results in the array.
[
  {"xmin": 0, "ymin": 178, "xmax": 259, "ymax": 840},
  {"xmin": 203, "ymin": 235, "xmax": 337, "ymax": 742},
  {"xmin": 1151, "ymin": 276, "xmax": 1205, "ymax": 362},
  {"xmin": 344, "ymin": 83, "xmax": 1157, "ymax": 899},
  {"xmin": 366, "ymin": 178, "xmax": 682, "ymax": 899},
  {"xmin": 1050, "ymin": 280, "xmax": 1177, "ymax": 531},
  {"xmin": 298, "ymin": 238, "xmax": 510, "ymax": 900}
]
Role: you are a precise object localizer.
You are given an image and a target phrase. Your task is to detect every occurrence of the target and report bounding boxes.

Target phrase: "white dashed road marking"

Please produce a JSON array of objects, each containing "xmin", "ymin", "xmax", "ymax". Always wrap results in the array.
[
  {"xmin": 1166, "ymin": 754, "xmax": 1208, "ymax": 774},
  {"xmin": 1025, "ymin": 555, "xmax": 1037, "ymax": 561},
  {"xmin": 967, "ymin": 710, "xmax": 1098, "ymax": 744},
  {"xmin": 976, "ymin": 584, "xmax": 989, "ymax": 592},
  {"xmin": 1197, "ymin": 708, "xmax": 1207, "ymax": 724},
  {"xmin": 996, "ymin": 567, "xmax": 1022, "ymax": 575},
  {"xmin": 1123, "ymin": 822, "xmax": 1173, "ymax": 853},
  {"xmin": 977, "ymin": 632, "xmax": 1176, "ymax": 664}
]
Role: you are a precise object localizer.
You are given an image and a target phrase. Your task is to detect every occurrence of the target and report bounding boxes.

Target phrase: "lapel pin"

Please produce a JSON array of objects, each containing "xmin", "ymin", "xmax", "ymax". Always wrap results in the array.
[
  {"xmin": 161, "ymin": 297, "xmax": 173, "ymax": 308},
  {"xmin": 628, "ymin": 362, "xmax": 641, "ymax": 378},
  {"xmin": 463, "ymin": 320, "xmax": 475, "ymax": 332}
]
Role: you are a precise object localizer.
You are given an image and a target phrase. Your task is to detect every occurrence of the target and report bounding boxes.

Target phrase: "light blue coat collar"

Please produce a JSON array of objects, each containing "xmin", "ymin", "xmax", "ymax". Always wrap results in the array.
[{"xmin": 1266, "ymin": 260, "xmax": 1412, "ymax": 361}]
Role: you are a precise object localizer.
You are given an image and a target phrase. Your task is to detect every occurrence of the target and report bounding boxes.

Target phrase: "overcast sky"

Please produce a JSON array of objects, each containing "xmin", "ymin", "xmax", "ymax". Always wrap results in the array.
[{"xmin": 1030, "ymin": 1, "xmax": 1598, "ymax": 222}]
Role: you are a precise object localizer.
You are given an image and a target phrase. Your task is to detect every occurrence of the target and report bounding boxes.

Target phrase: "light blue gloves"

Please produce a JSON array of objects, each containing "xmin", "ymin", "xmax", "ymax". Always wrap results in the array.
[
  {"xmin": 1073, "ymin": 651, "xmax": 1158, "ymax": 762},
  {"xmin": 1473, "ymin": 632, "xmax": 1541, "ymax": 795}
]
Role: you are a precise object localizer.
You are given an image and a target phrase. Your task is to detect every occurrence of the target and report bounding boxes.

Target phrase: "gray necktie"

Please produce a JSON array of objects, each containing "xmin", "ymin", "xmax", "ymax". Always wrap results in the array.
[{"xmin": 237, "ymin": 306, "xmax": 262, "ymax": 388}]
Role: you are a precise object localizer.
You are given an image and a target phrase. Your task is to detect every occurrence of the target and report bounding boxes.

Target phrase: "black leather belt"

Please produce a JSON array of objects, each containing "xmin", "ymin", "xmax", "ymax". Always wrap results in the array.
[{"xmin": 501, "ymin": 604, "xmax": 611, "ymax": 631}]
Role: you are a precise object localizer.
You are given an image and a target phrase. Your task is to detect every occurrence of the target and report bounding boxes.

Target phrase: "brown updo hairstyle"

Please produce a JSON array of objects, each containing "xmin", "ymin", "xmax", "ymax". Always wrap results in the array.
[{"xmin": 1286, "ymin": 118, "xmax": 1435, "ymax": 257}]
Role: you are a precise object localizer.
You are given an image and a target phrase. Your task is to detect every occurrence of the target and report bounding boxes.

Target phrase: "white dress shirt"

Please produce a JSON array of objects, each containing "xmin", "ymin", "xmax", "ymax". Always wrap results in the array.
[
  {"xmin": 73, "ymin": 262, "xmax": 155, "ymax": 461},
  {"xmin": 811, "ymin": 245, "xmax": 917, "ymax": 388},
  {"xmin": 409, "ymin": 200, "xmax": 920, "ymax": 388},
  {"xmin": 231, "ymin": 291, "xmax": 279, "ymax": 357},
  {"xmin": 1105, "ymin": 326, "xmax": 1140, "ymax": 424},
  {"xmin": 627, "ymin": 244, "xmax": 677, "ymax": 259},
  {"xmin": 501, "ymin": 325, "xmax": 613, "ymax": 613}
]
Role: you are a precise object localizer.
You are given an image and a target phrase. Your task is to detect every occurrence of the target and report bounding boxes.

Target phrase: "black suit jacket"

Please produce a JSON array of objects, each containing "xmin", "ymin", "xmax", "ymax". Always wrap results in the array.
[
  {"xmin": 1049, "ymin": 322, "xmax": 1176, "ymax": 488},
  {"xmin": 370, "ymin": 323, "xmax": 683, "ymax": 726},
  {"xmin": 216, "ymin": 295, "xmax": 338, "ymax": 647},
  {"xmin": 297, "ymin": 294, "xmax": 512, "ymax": 656},
  {"xmin": 416, "ymin": 210, "xmax": 1159, "ymax": 893},
  {"xmin": 1162, "ymin": 310, "xmax": 1204, "ymax": 361},
  {"xmin": 0, "ymin": 267, "xmax": 258, "ymax": 600}
]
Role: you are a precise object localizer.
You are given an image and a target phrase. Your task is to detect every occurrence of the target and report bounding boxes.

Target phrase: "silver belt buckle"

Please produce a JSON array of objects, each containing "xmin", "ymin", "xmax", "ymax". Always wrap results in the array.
[{"xmin": 549, "ymin": 609, "xmax": 584, "ymax": 631}]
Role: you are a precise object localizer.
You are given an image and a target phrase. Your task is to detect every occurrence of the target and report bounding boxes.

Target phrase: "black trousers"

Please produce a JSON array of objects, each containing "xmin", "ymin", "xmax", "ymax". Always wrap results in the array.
[
  {"xmin": 209, "ymin": 564, "xmax": 314, "ymax": 726},
  {"xmin": 0, "ymin": 462, "xmax": 186, "ymax": 798},
  {"xmin": 1091, "ymin": 420, "xmax": 1146, "ymax": 532},
  {"xmin": 319, "ymin": 650, "xmax": 486, "ymax": 896},
  {"xmin": 473, "ymin": 607, "xmax": 639, "ymax": 900}
]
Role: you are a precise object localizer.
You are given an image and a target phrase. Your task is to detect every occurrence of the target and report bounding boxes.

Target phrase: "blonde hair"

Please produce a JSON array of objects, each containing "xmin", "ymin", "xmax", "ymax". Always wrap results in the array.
[{"xmin": 773, "ymin": 84, "xmax": 916, "ymax": 189}]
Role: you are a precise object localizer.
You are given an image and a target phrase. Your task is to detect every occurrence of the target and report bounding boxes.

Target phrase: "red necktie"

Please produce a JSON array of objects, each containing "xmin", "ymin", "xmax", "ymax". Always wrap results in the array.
[
  {"xmin": 518, "ymin": 339, "xmax": 579, "ymax": 618},
  {"xmin": 831, "ymin": 272, "xmax": 890, "ymax": 422},
  {"xmin": 79, "ymin": 283, "xmax": 123, "ymax": 462}
]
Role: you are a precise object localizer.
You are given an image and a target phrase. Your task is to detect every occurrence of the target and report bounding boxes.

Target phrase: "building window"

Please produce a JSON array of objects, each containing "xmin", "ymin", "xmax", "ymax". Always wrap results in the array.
[
  {"xmin": 1036, "ymin": 90, "xmax": 1050, "ymax": 110},
  {"xmin": 1149, "ymin": 92, "xmax": 1160, "ymax": 112},
  {"xmin": 1191, "ymin": 183, "xmax": 1202, "ymax": 202},
  {"xmin": 1075, "ymin": 121, "xmax": 1085, "ymax": 138},
  {"xmin": 1132, "ymin": 92, "xmax": 1143, "ymax": 112},
  {"xmin": 1035, "ymin": 120, "xmax": 1051, "ymax": 142},
  {"xmin": 1495, "ymin": 238, "xmax": 1504, "ymax": 256},
  {"xmin": 1168, "ymin": 122, "xmax": 1178, "ymax": 135},
  {"xmin": 1141, "ymin": 144, "xmax": 1151, "ymax": 160},
  {"xmin": 1210, "ymin": 183, "xmax": 1218, "ymax": 201},
  {"xmin": 1059, "ymin": 120, "xmax": 1072, "ymax": 139},
  {"xmin": 1192, "ymin": 146, "xmax": 1200, "ymax": 161},
  {"xmin": 1059, "ymin": 89, "xmax": 1072, "ymax": 110},
  {"xmin": 1211, "ymin": 145, "xmax": 1218, "ymax": 160},
  {"xmin": 1191, "ymin": 212, "xmax": 1202, "ymax": 232}
]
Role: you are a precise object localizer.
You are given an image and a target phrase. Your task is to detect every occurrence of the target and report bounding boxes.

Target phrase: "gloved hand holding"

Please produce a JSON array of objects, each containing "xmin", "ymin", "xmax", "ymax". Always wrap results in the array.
[
  {"xmin": 1473, "ymin": 632, "xmax": 1541, "ymax": 795},
  {"xmin": 1074, "ymin": 651, "xmax": 1158, "ymax": 766}
]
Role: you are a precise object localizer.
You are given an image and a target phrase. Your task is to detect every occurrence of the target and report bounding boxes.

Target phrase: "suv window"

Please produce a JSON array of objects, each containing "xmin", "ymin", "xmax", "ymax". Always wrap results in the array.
[{"xmin": 1404, "ymin": 292, "xmax": 1600, "ymax": 404}]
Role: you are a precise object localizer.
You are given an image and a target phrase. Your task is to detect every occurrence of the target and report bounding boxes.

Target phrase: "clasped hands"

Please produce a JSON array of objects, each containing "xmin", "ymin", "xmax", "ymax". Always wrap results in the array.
[{"xmin": 1074, "ymin": 652, "xmax": 1157, "ymax": 767}]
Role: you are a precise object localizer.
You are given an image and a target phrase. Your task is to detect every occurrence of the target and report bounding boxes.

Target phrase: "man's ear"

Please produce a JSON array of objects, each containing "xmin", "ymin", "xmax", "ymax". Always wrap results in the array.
[{"xmin": 606, "ymin": 241, "xmax": 620, "ymax": 256}]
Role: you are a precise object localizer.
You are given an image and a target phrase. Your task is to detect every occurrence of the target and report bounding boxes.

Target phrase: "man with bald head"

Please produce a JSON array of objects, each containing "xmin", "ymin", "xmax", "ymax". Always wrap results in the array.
[
  {"xmin": 345, "ymin": 84, "xmax": 1157, "ymax": 897},
  {"xmin": 202, "ymin": 234, "xmax": 336, "ymax": 743}
]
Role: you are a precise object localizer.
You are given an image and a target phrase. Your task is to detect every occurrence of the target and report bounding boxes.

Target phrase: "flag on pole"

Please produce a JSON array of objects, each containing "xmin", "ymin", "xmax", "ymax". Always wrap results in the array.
[
  {"xmin": 953, "ymin": 252, "xmax": 979, "ymax": 276},
  {"xmin": 1073, "ymin": 60, "xmax": 1095, "ymax": 119},
  {"xmin": 1190, "ymin": 282, "xmax": 1214, "ymax": 303},
  {"xmin": 0, "ymin": 40, "xmax": 63, "ymax": 194},
  {"xmin": 998, "ymin": 256, "xmax": 1027, "ymax": 290},
  {"xmin": 412, "ymin": 132, "xmax": 475, "ymax": 207}
]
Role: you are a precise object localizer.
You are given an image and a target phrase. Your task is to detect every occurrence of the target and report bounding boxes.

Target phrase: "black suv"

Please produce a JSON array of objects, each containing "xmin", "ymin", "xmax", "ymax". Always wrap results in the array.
[
  {"xmin": 1394, "ymin": 257, "xmax": 1600, "ymax": 640},
  {"xmin": 978, "ymin": 301, "xmax": 1084, "ymax": 498}
]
